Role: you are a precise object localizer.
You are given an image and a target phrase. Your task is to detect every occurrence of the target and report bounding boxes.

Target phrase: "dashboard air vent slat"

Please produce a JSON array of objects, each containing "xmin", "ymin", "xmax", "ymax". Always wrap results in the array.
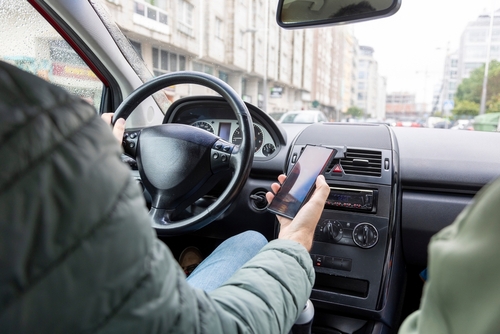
[{"xmin": 340, "ymin": 149, "xmax": 382, "ymax": 177}]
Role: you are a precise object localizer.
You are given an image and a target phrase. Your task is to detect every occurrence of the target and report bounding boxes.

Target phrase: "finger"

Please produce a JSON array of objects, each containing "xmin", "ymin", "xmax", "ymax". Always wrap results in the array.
[
  {"xmin": 113, "ymin": 118, "xmax": 126, "ymax": 142},
  {"xmin": 101, "ymin": 113, "xmax": 112, "ymax": 125},
  {"xmin": 308, "ymin": 175, "xmax": 330, "ymax": 205},
  {"xmin": 270, "ymin": 182, "xmax": 281, "ymax": 194},
  {"xmin": 277, "ymin": 174, "xmax": 286, "ymax": 184},
  {"xmin": 265, "ymin": 191, "xmax": 274, "ymax": 204}
]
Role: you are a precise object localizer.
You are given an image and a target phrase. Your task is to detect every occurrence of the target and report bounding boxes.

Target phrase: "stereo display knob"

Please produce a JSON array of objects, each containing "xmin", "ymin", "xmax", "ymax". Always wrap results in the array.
[{"xmin": 352, "ymin": 222, "xmax": 378, "ymax": 249}]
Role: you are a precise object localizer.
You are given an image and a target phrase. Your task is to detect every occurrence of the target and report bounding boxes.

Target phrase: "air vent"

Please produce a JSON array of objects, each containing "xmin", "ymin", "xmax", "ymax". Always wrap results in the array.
[{"xmin": 340, "ymin": 149, "xmax": 382, "ymax": 177}]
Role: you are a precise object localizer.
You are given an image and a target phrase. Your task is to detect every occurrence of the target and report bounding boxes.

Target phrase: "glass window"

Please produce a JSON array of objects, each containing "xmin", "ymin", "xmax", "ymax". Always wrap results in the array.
[
  {"xmin": 192, "ymin": 61, "xmax": 213, "ymax": 75},
  {"xmin": 215, "ymin": 17, "xmax": 224, "ymax": 40},
  {"xmin": 241, "ymin": 78, "xmax": 247, "ymax": 95},
  {"xmin": 1, "ymin": 1, "xmax": 104, "ymax": 111},
  {"xmin": 152, "ymin": 48, "xmax": 185, "ymax": 75},
  {"xmin": 169, "ymin": 53, "xmax": 177, "ymax": 72},
  {"xmin": 178, "ymin": 0, "xmax": 194, "ymax": 35},
  {"xmin": 179, "ymin": 55, "xmax": 186, "ymax": 70},
  {"xmin": 135, "ymin": 0, "xmax": 168, "ymax": 25},
  {"xmin": 219, "ymin": 71, "xmax": 229, "ymax": 82},
  {"xmin": 130, "ymin": 40, "xmax": 142, "ymax": 58}
]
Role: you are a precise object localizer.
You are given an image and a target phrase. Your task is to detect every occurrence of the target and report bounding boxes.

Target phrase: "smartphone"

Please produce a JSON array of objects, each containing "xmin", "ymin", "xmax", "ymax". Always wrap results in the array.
[{"xmin": 267, "ymin": 145, "xmax": 336, "ymax": 219}]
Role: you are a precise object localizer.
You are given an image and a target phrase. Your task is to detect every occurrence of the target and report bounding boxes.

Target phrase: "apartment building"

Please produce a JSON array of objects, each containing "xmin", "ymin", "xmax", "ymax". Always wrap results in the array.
[
  {"xmin": 356, "ymin": 45, "xmax": 384, "ymax": 119},
  {"xmin": 103, "ymin": 0, "xmax": 368, "ymax": 115}
]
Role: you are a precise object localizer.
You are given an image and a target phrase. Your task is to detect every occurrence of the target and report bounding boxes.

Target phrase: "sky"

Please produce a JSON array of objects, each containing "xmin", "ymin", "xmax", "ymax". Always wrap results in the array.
[{"xmin": 351, "ymin": 0, "xmax": 500, "ymax": 106}]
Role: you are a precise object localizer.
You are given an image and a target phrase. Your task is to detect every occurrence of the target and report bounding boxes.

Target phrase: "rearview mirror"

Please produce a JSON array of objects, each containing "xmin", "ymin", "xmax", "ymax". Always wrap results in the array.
[{"xmin": 277, "ymin": 0, "xmax": 401, "ymax": 29}]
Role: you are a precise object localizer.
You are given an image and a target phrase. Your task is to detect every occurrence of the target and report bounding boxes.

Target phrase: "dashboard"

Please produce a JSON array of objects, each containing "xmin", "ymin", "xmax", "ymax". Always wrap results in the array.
[
  {"xmin": 136, "ymin": 95, "xmax": 500, "ymax": 333},
  {"xmin": 163, "ymin": 96, "xmax": 285, "ymax": 159}
]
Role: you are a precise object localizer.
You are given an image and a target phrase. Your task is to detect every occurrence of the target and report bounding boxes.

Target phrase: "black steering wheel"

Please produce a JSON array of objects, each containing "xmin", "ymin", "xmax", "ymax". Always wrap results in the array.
[{"xmin": 112, "ymin": 71, "xmax": 254, "ymax": 235}]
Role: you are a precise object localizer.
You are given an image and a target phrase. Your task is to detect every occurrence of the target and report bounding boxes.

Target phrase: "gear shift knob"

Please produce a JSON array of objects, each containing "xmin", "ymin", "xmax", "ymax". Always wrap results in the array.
[{"xmin": 290, "ymin": 299, "xmax": 314, "ymax": 334}]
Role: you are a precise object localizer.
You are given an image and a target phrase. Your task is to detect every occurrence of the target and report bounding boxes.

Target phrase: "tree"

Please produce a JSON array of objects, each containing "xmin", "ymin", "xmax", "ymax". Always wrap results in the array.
[
  {"xmin": 346, "ymin": 106, "xmax": 363, "ymax": 118},
  {"xmin": 454, "ymin": 60, "xmax": 500, "ymax": 116},
  {"xmin": 453, "ymin": 100, "xmax": 479, "ymax": 117}
]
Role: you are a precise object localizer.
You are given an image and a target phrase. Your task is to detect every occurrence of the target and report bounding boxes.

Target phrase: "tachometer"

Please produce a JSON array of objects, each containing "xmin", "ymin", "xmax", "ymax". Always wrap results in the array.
[
  {"xmin": 231, "ymin": 124, "xmax": 264, "ymax": 152},
  {"xmin": 191, "ymin": 121, "xmax": 214, "ymax": 133}
]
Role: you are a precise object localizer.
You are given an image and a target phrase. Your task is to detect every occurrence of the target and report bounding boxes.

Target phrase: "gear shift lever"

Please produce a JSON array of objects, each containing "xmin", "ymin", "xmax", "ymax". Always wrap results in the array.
[{"xmin": 290, "ymin": 299, "xmax": 314, "ymax": 334}]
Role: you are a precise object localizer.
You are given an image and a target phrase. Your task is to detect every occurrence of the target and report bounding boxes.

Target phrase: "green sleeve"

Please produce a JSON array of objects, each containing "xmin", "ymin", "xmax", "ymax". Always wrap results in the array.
[{"xmin": 399, "ymin": 177, "xmax": 500, "ymax": 334}]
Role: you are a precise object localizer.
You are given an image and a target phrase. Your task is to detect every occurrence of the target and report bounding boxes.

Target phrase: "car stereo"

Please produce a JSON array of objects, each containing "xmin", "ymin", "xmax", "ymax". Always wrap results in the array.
[{"xmin": 325, "ymin": 186, "xmax": 376, "ymax": 212}]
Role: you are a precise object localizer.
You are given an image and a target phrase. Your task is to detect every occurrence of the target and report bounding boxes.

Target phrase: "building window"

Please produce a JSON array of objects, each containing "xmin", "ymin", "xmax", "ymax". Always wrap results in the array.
[
  {"xmin": 134, "ymin": 0, "xmax": 168, "ymax": 25},
  {"xmin": 179, "ymin": 55, "xmax": 186, "ymax": 70},
  {"xmin": 152, "ymin": 48, "xmax": 186, "ymax": 76},
  {"xmin": 219, "ymin": 71, "xmax": 228, "ymax": 82},
  {"xmin": 177, "ymin": 0, "xmax": 194, "ymax": 36},
  {"xmin": 192, "ymin": 61, "xmax": 214, "ymax": 75},
  {"xmin": 241, "ymin": 78, "xmax": 247, "ymax": 95},
  {"xmin": 215, "ymin": 17, "xmax": 224, "ymax": 40},
  {"xmin": 129, "ymin": 40, "xmax": 142, "ymax": 58}
]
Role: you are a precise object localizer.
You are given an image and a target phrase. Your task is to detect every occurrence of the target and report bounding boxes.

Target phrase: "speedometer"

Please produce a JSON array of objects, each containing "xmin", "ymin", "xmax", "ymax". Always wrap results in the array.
[
  {"xmin": 231, "ymin": 124, "xmax": 264, "ymax": 153},
  {"xmin": 191, "ymin": 121, "xmax": 214, "ymax": 133}
]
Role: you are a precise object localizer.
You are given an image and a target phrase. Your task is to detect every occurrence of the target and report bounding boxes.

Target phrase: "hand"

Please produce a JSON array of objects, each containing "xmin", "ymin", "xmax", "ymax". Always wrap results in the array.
[
  {"xmin": 266, "ymin": 174, "xmax": 330, "ymax": 251},
  {"xmin": 101, "ymin": 113, "xmax": 126, "ymax": 143}
]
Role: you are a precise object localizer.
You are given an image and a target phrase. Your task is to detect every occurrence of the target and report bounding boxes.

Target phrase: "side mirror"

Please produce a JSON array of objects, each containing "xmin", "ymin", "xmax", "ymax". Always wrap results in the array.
[{"xmin": 276, "ymin": 0, "xmax": 401, "ymax": 29}]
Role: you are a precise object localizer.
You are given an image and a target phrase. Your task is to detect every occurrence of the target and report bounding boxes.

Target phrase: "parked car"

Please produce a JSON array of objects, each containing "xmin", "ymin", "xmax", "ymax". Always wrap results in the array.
[
  {"xmin": 279, "ymin": 110, "xmax": 328, "ymax": 123},
  {"xmin": 2, "ymin": 0, "xmax": 500, "ymax": 333}
]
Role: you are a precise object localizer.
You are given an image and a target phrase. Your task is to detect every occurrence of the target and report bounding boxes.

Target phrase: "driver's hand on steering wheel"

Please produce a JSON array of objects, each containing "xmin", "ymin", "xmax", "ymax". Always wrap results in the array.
[
  {"xmin": 266, "ymin": 174, "xmax": 330, "ymax": 251},
  {"xmin": 101, "ymin": 113, "xmax": 126, "ymax": 143}
]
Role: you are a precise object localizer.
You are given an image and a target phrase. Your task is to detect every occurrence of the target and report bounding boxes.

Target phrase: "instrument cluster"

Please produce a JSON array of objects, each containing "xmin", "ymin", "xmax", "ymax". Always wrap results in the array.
[{"xmin": 191, "ymin": 119, "xmax": 276, "ymax": 157}]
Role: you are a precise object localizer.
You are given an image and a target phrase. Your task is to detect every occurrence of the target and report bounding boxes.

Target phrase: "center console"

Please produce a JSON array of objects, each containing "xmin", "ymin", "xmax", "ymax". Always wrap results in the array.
[{"xmin": 283, "ymin": 123, "xmax": 404, "ymax": 334}]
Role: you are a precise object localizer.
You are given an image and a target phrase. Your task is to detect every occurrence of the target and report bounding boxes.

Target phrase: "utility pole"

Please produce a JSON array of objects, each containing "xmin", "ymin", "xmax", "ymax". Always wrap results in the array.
[{"xmin": 480, "ymin": 6, "xmax": 495, "ymax": 115}]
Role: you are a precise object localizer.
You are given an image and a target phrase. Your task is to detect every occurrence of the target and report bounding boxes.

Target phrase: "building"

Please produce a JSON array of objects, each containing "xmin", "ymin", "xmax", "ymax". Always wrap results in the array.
[
  {"xmin": 0, "ymin": 0, "xmax": 372, "ymax": 117},
  {"xmin": 436, "ymin": 51, "xmax": 459, "ymax": 114},
  {"xmin": 337, "ymin": 28, "xmax": 358, "ymax": 118},
  {"xmin": 356, "ymin": 45, "xmax": 383, "ymax": 119},
  {"xmin": 386, "ymin": 92, "xmax": 417, "ymax": 118},
  {"xmin": 458, "ymin": 9, "xmax": 500, "ymax": 82},
  {"xmin": 433, "ymin": 9, "xmax": 500, "ymax": 114}
]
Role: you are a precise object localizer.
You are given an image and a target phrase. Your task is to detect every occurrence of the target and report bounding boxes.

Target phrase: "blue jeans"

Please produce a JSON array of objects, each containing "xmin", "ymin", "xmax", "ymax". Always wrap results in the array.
[{"xmin": 186, "ymin": 230, "xmax": 268, "ymax": 292}]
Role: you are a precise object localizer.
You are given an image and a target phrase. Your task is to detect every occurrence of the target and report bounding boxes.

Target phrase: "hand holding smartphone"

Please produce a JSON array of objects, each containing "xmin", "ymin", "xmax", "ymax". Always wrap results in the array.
[{"xmin": 267, "ymin": 145, "xmax": 336, "ymax": 219}]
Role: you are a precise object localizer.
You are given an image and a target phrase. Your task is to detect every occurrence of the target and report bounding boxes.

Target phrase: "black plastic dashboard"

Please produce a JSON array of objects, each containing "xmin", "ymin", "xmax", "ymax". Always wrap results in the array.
[{"xmin": 163, "ymin": 96, "xmax": 288, "ymax": 173}]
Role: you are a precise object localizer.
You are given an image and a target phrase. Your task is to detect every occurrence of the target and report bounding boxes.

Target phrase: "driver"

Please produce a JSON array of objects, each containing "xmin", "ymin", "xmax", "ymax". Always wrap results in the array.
[{"xmin": 0, "ymin": 60, "xmax": 329, "ymax": 333}]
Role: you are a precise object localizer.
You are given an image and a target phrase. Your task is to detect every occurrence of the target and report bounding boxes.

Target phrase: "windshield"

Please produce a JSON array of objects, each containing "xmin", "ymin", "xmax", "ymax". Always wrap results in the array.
[{"xmin": 1, "ymin": 0, "xmax": 499, "ymax": 132}]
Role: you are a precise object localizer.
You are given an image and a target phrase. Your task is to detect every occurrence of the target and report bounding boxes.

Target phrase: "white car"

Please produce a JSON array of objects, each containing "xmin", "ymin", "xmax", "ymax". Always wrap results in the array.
[{"xmin": 279, "ymin": 110, "xmax": 328, "ymax": 123}]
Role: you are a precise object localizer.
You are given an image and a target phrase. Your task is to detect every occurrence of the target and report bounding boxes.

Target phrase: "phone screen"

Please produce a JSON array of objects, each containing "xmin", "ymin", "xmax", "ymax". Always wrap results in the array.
[{"xmin": 267, "ymin": 145, "xmax": 336, "ymax": 219}]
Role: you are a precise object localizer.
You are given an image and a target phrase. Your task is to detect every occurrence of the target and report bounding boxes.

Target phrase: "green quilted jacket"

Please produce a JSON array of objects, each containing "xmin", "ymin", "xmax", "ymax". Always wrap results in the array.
[{"xmin": 0, "ymin": 61, "xmax": 314, "ymax": 333}]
